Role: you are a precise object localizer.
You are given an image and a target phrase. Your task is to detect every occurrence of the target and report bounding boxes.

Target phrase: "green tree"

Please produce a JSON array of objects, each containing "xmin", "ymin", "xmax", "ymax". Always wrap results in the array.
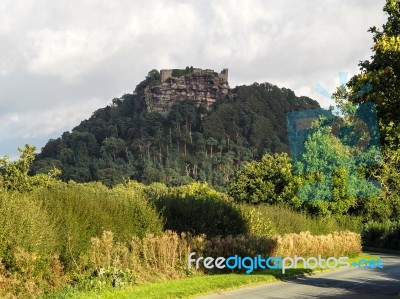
[
  {"xmin": 229, "ymin": 153, "xmax": 296, "ymax": 204},
  {"xmin": 0, "ymin": 145, "xmax": 60, "ymax": 192},
  {"xmin": 345, "ymin": 0, "xmax": 400, "ymax": 128},
  {"xmin": 0, "ymin": 145, "xmax": 37, "ymax": 191},
  {"xmin": 333, "ymin": 0, "xmax": 400, "ymax": 221},
  {"xmin": 100, "ymin": 137, "xmax": 127, "ymax": 162}
]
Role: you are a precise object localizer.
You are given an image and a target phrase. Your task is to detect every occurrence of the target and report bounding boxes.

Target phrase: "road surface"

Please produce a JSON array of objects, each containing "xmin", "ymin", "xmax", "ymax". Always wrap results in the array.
[{"xmin": 197, "ymin": 253, "xmax": 400, "ymax": 299}]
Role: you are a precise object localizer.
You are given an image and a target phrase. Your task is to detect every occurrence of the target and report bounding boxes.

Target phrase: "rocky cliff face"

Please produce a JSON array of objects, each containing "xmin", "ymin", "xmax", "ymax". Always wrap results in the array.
[{"xmin": 144, "ymin": 68, "xmax": 230, "ymax": 115}]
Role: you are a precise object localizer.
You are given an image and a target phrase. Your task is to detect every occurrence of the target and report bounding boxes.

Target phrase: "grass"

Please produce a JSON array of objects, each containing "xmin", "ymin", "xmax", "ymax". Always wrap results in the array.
[{"xmin": 44, "ymin": 253, "xmax": 376, "ymax": 299}]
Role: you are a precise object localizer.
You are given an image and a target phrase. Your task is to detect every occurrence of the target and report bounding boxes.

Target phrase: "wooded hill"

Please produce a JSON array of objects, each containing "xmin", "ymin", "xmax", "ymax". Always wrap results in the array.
[{"xmin": 32, "ymin": 69, "xmax": 319, "ymax": 188}]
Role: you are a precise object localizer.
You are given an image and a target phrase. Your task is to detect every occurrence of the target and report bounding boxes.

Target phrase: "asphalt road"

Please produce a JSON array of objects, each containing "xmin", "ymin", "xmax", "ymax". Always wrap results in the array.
[{"xmin": 197, "ymin": 253, "xmax": 400, "ymax": 299}]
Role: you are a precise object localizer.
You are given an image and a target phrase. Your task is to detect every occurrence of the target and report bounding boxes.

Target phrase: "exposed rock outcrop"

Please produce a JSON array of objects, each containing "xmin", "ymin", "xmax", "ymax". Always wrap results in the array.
[{"xmin": 145, "ymin": 68, "xmax": 230, "ymax": 115}]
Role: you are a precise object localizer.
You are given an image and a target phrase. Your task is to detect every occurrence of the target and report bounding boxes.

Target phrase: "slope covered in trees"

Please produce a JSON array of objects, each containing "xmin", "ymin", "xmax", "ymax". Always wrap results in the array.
[{"xmin": 32, "ymin": 70, "xmax": 319, "ymax": 188}]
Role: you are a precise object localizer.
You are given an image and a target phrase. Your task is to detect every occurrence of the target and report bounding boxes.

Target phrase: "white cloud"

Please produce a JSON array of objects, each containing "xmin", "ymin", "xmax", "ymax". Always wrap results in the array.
[
  {"xmin": 0, "ymin": 60, "xmax": 14, "ymax": 76},
  {"xmin": 26, "ymin": 29, "xmax": 112, "ymax": 81},
  {"xmin": 22, "ymin": 1, "xmax": 201, "ymax": 82},
  {"xmin": 0, "ymin": 97, "xmax": 105, "ymax": 141}
]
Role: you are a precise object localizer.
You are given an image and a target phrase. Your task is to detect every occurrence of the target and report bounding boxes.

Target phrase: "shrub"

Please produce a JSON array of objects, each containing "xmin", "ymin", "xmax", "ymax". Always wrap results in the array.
[
  {"xmin": 0, "ymin": 191, "xmax": 65, "ymax": 298},
  {"xmin": 148, "ymin": 183, "xmax": 248, "ymax": 237},
  {"xmin": 229, "ymin": 153, "xmax": 297, "ymax": 204},
  {"xmin": 0, "ymin": 191, "xmax": 57, "ymax": 270},
  {"xmin": 239, "ymin": 206, "xmax": 276, "ymax": 237},
  {"xmin": 31, "ymin": 181, "xmax": 163, "ymax": 271},
  {"xmin": 240, "ymin": 204, "xmax": 362, "ymax": 235},
  {"xmin": 362, "ymin": 221, "xmax": 400, "ymax": 250},
  {"xmin": 171, "ymin": 66, "xmax": 194, "ymax": 78}
]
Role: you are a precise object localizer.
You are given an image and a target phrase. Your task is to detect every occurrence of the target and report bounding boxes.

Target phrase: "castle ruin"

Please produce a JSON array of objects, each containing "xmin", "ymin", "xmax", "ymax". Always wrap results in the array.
[{"xmin": 145, "ymin": 68, "xmax": 230, "ymax": 115}]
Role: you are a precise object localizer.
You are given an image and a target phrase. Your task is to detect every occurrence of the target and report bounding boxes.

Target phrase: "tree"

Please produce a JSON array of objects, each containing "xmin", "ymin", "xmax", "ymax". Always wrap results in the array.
[
  {"xmin": 0, "ymin": 145, "xmax": 36, "ymax": 191},
  {"xmin": 367, "ymin": 122, "xmax": 400, "ymax": 221},
  {"xmin": 0, "ymin": 145, "xmax": 60, "ymax": 192},
  {"xmin": 229, "ymin": 153, "xmax": 296, "ymax": 204},
  {"xmin": 345, "ymin": 0, "xmax": 400, "ymax": 128},
  {"xmin": 100, "ymin": 137, "xmax": 127, "ymax": 162},
  {"xmin": 333, "ymin": 0, "xmax": 400, "ymax": 221},
  {"xmin": 293, "ymin": 120, "xmax": 376, "ymax": 216}
]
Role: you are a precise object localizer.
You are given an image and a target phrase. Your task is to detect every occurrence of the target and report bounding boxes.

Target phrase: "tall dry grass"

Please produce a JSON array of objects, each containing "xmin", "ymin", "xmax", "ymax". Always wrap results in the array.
[
  {"xmin": 274, "ymin": 231, "xmax": 361, "ymax": 258},
  {"xmin": 0, "ymin": 249, "xmax": 66, "ymax": 299},
  {"xmin": 202, "ymin": 230, "xmax": 361, "ymax": 263},
  {"xmin": 85, "ymin": 230, "xmax": 205, "ymax": 286},
  {"xmin": 84, "ymin": 229, "xmax": 361, "ymax": 281}
]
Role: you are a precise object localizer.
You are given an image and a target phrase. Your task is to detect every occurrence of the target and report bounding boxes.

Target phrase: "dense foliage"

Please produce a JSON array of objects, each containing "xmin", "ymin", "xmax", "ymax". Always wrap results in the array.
[
  {"xmin": 345, "ymin": 0, "xmax": 400, "ymax": 127},
  {"xmin": 335, "ymin": 0, "xmax": 400, "ymax": 221},
  {"xmin": 229, "ymin": 153, "xmax": 296, "ymax": 205},
  {"xmin": 337, "ymin": 0, "xmax": 400, "ymax": 242},
  {"xmin": 147, "ymin": 182, "xmax": 248, "ymax": 237},
  {"xmin": 31, "ymin": 181, "xmax": 164, "ymax": 272},
  {"xmin": 362, "ymin": 221, "xmax": 400, "ymax": 250}
]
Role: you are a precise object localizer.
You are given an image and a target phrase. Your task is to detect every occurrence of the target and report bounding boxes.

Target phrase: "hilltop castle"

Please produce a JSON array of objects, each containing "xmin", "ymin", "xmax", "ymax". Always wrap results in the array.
[{"xmin": 144, "ymin": 68, "xmax": 230, "ymax": 115}]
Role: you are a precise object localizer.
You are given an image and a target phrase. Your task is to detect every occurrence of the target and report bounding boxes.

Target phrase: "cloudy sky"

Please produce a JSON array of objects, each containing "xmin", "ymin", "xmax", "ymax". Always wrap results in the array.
[{"xmin": 0, "ymin": 0, "xmax": 387, "ymax": 157}]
